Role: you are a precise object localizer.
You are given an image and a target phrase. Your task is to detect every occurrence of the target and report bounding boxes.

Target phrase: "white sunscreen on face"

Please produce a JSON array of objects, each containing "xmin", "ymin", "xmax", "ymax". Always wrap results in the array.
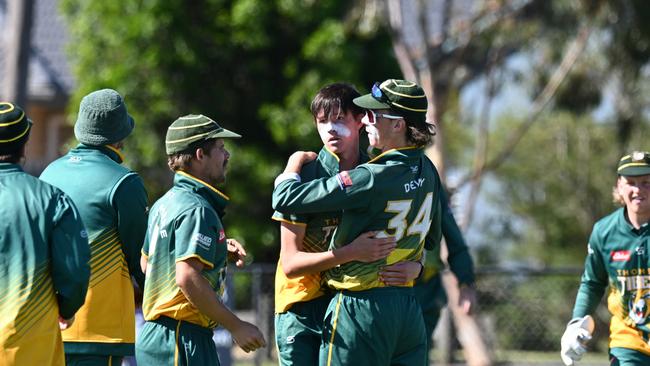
[{"xmin": 324, "ymin": 120, "xmax": 352, "ymax": 137}]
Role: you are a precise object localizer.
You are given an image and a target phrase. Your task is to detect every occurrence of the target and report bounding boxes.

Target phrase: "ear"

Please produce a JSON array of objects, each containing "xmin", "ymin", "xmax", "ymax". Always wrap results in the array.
[
  {"xmin": 393, "ymin": 119, "xmax": 405, "ymax": 131},
  {"xmin": 194, "ymin": 147, "xmax": 205, "ymax": 161}
]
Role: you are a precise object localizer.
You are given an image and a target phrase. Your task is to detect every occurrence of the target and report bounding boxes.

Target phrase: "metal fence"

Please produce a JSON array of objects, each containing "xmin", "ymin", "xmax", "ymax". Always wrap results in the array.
[{"xmin": 214, "ymin": 265, "xmax": 609, "ymax": 366}]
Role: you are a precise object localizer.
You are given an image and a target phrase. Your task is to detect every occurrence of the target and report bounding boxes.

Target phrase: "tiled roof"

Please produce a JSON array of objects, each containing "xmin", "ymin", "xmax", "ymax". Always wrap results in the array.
[{"xmin": 0, "ymin": 0, "xmax": 74, "ymax": 103}]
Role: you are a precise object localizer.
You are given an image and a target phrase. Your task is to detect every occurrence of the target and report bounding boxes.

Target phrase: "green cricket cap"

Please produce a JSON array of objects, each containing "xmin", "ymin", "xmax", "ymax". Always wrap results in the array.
[
  {"xmin": 617, "ymin": 151, "xmax": 650, "ymax": 176},
  {"xmin": 165, "ymin": 114, "xmax": 241, "ymax": 155},
  {"xmin": 353, "ymin": 79, "xmax": 428, "ymax": 126}
]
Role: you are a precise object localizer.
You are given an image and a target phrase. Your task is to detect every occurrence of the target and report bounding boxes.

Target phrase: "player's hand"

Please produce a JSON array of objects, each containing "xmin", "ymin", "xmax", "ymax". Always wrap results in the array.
[
  {"xmin": 346, "ymin": 231, "xmax": 396, "ymax": 262},
  {"xmin": 560, "ymin": 315, "xmax": 595, "ymax": 366},
  {"xmin": 379, "ymin": 261, "xmax": 421, "ymax": 285},
  {"xmin": 231, "ymin": 320, "xmax": 267, "ymax": 353},
  {"xmin": 227, "ymin": 238, "xmax": 248, "ymax": 268},
  {"xmin": 58, "ymin": 315, "xmax": 74, "ymax": 330},
  {"xmin": 284, "ymin": 151, "xmax": 317, "ymax": 174},
  {"xmin": 458, "ymin": 284, "xmax": 476, "ymax": 315}
]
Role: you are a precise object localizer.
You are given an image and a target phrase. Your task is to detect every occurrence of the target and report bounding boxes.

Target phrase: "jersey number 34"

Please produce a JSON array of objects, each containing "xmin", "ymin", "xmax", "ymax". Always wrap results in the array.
[{"xmin": 378, "ymin": 192, "xmax": 433, "ymax": 243}]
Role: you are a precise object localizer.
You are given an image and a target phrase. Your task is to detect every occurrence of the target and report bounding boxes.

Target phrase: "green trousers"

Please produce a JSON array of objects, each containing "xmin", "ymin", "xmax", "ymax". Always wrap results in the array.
[
  {"xmin": 610, "ymin": 347, "xmax": 650, "ymax": 366},
  {"xmin": 413, "ymin": 274, "xmax": 447, "ymax": 352},
  {"xmin": 135, "ymin": 316, "xmax": 218, "ymax": 366},
  {"xmin": 319, "ymin": 287, "xmax": 427, "ymax": 366},
  {"xmin": 275, "ymin": 294, "xmax": 331, "ymax": 366},
  {"xmin": 65, "ymin": 355, "xmax": 123, "ymax": 366}
]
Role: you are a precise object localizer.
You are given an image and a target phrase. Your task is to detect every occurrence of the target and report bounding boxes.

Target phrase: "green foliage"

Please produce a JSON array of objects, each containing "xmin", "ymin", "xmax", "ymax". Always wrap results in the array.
[
  {"xmin": 59, "ymin": 0, "xmax": 400, "ymax": 261},
  {"xmin": 482, "ymin": 112, "xmax": 620, "ymax": 265}
]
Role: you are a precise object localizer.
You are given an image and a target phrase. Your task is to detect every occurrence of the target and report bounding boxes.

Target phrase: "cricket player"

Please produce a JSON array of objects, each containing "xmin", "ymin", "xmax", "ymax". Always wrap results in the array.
[
  {"xmin": 0, "ymin": 102, "xmax": 90, "ymax": 365},
  {"xmin": 273, "ymin": 83, "xmax": 423, "ymax": 365},
  {"xmin": 273, "ymin": 79, "xmax": 441, "ymax": 366},
  {"xmin": 40, "ymin": 89, "xmax": 148, "ymax": 366},
  {"xmin": 136, "ymin": 114, "xmax": 266, "ymax": 366},
  {"xmin": 561, "ymin": 151, "xmax": 650, "ymax": 365}
]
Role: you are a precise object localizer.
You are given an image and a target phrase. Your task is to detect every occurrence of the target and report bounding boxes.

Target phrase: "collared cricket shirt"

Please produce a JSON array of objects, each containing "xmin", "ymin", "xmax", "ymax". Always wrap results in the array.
[
  {"xmin": 573, "ymin": 208, "xmax": 650, "ymax": 355},
  {"xmin": 273, "ymin": 147, "xmax": 442, "ymax": 291},
  {"xmin": 141, "ymin": 172, "xmax": 228, "ymax": 329}
]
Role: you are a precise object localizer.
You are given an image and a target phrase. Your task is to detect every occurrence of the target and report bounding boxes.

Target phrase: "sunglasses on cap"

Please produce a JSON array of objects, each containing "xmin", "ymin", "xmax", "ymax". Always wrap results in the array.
[
  {"xmin": 371, "ymin": 82, "xmax": 387, "ymax": 102},
  {"xmin": 361, "ymin": 110, "xmax": 403, "ymax": 125}
]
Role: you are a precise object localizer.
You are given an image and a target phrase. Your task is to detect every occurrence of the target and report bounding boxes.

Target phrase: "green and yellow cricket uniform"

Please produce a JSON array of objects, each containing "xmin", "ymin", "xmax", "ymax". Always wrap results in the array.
[
  {"xmin": 0, "ymin": 163, "xmax": 90, "ymax": 366},
  {"xmin": 136, "ymin": 171, "xmax": 229, "ymax": 366},
  {"xmin": 414, "ymin": 184, "xmax": 475, "ymax": 352},
  {"xmin": 273, "ymin": 147, "xmax": 442, "ymax": 366},
  {"xmin": 274, "ymin": 147, "xmax": 363, "ymax": 366},
  {"xmin": 40, "ymin": 144, "xmax": 148, "ymax": 364},
  {"xmin": 572, "ymin": 207, "xmax": 650, "ymax": 363}
]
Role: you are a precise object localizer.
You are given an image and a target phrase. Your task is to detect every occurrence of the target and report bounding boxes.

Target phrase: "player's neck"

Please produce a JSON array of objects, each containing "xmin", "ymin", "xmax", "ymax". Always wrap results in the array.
[
  {"xmin": 626, "ymin": 209, "xmax": 650, "ymax": 230},
  {"xmin": 380, "ymin": 134, "xmax": 409, "ymax": 152},
  {"xmin": 338, "ymin": 148, "xmax": 359, "ymax": 171}
]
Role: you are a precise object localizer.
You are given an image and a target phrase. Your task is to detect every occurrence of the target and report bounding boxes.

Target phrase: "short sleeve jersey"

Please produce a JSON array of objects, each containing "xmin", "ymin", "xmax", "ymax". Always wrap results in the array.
[
  {"xmin": 572, "ymin": 207, "xmax": 650, "ymax": 355},
  {"xmin": 272, "ymin": 148, "xmax": 341, "ymax": 312},
  {"xmin": 273, "ymin": 147, "xmax": 443, "ymax": 291},
  {"xmin": 141, "ymin": 172, "xmax": 229, "ymax": 329}
]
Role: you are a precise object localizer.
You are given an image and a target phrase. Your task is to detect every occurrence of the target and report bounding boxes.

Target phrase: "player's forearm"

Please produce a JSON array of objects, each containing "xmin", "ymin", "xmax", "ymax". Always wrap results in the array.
[
  {"xmin": 176, "ymin": 262, "xmax": 243, "ymax": 331},
  {"xmin": 281, "ymin": 248, "xmax": 354, "ymax": 278}
]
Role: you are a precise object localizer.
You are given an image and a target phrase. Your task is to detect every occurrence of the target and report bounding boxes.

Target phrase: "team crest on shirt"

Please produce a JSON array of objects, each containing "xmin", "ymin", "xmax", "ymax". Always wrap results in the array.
[
  {"xmin": 628, "ymin": 292, "xmax": 650, "ymax": 325},
  {"xmin": 336, "ymin": 171, "xmax": 353, "ymax": 190}
]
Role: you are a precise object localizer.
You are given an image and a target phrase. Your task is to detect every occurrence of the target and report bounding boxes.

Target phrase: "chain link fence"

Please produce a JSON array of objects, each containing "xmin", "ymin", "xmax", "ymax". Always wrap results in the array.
[{"xmin": 207, "ymin": 265, "xmax": 610, "ymax": 366}]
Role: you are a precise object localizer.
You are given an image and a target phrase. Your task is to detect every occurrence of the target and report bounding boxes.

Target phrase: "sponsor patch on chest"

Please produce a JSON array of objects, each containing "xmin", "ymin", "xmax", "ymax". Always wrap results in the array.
[{"xmin": 611, "ymin": 250, "xmax": 631, "ymax": 262}]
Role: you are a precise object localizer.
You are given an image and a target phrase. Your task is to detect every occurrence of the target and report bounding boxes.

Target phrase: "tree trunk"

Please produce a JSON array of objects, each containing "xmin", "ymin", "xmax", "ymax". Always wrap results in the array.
[{"xmin": 3, "ymin": 0, "xmax": 34, "ymax": 107}]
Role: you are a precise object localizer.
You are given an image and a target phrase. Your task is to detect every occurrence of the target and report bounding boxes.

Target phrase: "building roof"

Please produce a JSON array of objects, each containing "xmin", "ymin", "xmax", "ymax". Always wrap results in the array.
[{"xmin": 0, "ymin": 0, "xmax": 74, "ymax": 105}]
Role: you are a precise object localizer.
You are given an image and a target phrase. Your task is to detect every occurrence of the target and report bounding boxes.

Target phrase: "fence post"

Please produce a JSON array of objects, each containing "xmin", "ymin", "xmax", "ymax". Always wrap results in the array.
[{"xmin": 215, "ymin": 271, "xmax": 234, "ymax": 366}]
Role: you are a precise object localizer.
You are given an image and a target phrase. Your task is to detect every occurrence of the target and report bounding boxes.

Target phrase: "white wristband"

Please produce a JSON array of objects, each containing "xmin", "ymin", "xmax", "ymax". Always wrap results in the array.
[{"xmin": 274, "ymin": 172, "xmax": 301, "ymax": 188}]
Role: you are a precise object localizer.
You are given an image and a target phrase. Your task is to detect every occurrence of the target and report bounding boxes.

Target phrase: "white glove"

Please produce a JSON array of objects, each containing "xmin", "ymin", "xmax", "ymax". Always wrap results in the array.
[{"xmin": 560, "ymin": 315, "xmax": 595, "ymax": 366}]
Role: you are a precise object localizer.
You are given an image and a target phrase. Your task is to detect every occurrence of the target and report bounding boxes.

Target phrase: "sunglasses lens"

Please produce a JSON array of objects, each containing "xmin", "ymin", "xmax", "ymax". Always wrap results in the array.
[{"xmin": 371, "ymin": 83, "xmax": 383, "ymax": 99}]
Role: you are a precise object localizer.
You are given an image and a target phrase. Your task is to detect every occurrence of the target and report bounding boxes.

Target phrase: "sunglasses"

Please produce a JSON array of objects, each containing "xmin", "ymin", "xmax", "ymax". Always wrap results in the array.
[
  {"xmin": 362, "ymin": 110, "xmax": 403, "ymax": 125},
  {"xmin": 371, "ymin": 82, "xmax": 386, "ymax": 101}
]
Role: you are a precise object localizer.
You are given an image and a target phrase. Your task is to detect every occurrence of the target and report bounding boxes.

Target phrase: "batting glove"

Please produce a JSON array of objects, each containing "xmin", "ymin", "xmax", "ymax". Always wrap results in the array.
[{"xmin": 560, "ymin": 315, "xmax": 595, "ymax": 366}]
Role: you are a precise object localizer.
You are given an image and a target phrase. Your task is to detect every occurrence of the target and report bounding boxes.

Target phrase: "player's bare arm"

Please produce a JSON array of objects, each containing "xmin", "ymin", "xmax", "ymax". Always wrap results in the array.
[
  {"xmin": 140, "ymin": 255, "xmax": 148, "ymax": 273},
  {"xmin": 175, "ymin": 258, "xmax": 267, "ymax": 352},
  {"xmin": 280, "ymin": 222, "xmax": 397, "ymax": 278},
  {"xmin": 458, "ymin": 284, "xmax": 477, "ymax": 314}
]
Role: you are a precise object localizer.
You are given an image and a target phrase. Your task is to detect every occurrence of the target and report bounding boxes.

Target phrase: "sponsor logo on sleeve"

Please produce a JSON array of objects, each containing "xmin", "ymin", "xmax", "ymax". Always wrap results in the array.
[
  {"xmin": 611, "ymin": 250, "xmax": 631, "ymax": 262},
  {"xmin": 194, "ymin": 233, "xmax": 213, "ymax": 250},
  {"xmin": 336, "ymin": 171, "xmax": 353, "ymax": 190},
  {"xmin": 218, "ymin": 229, "xmax": 226, "ymax": 241},
  {"xmin": 587, "ymin": 243, "xmax": 594, "ymax": 255}
]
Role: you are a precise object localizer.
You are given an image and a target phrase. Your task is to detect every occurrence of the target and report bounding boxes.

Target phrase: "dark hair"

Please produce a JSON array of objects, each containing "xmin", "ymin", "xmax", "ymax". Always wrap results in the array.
[
  {"xmin": 0, "ymin": 145, "xmax": 25, "ymax": 163},
  {"xmin": 167, "ymin": 138, "xmax": 218, "ymax": 171},
  {"xmin": 310, "ymin": 83, "xmax": 364, "ymax": 120}
]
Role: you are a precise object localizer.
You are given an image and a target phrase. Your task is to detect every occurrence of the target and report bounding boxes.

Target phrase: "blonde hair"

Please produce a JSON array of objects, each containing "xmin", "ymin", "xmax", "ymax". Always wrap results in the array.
[{"xmin": 612, "ymin": 178, "xmax": 625, "ymax": 206}]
